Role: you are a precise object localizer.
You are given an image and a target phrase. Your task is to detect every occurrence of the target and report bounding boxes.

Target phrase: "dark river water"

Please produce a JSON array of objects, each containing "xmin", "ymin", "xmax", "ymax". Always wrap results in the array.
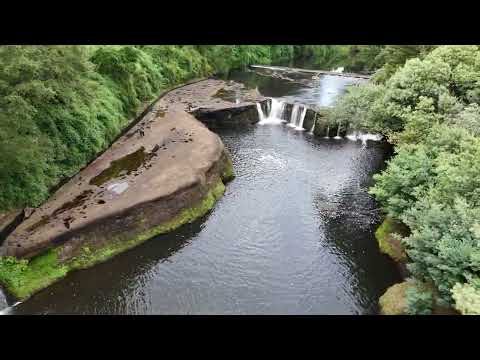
[{"xmin": 0, "ymin": 69, "xmax": 400, "ymax": 315}]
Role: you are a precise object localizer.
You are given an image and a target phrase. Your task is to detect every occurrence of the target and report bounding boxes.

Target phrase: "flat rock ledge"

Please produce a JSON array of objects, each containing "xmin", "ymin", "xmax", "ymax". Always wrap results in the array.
[{"xmin": 0, "ymin": 80, "xmax": 238, "ymax": 300}]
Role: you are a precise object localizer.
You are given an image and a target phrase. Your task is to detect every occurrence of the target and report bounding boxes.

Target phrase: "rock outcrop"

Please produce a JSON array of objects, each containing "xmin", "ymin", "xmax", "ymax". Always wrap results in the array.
[
  {"xmin": 162, "ymin": 78, "xmax": 268, "ymax": 129},
  {"xmin": 379, "ymin": 281, "xmax": 413, "ymax": 315},
  {"xmin": 0, "ymin": 79, "xmax": 238, "ymax": 300}
]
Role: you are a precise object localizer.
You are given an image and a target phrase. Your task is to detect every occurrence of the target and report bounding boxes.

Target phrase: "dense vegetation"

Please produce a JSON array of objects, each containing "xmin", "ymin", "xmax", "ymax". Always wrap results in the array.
[
  {"xmin": 0, "ymin": 45, "xmax": 326, "ymax": 212},
  {"xmin": 331, "ymin": 45, "xmax": 480, "ymax": 314}
]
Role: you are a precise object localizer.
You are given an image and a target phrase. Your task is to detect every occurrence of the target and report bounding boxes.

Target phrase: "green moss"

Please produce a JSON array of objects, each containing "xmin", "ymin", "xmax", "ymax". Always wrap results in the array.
[
  {"xmin": 221, "ymin": 157, "xmax": 235, "ymax": 183},
  {"xmin": 0, "ymin": 180, "xmax": 226, "ymax": 300},
  {"xmin": 376, "ymin": 217, "xmax": 409, "ymax": 263},
  {"xmin": 89, "ymin": 147, "xmax": 154, "ymax": 186},
  {"xmin": 0, "ymin": 250, "xmax": 68, "ymax": 300}
]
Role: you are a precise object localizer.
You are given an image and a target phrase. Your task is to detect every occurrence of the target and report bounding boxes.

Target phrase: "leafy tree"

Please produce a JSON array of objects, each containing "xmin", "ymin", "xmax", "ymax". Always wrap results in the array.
[
  {"xmin": 373, "ymin": 45, "xmax": 436, "ymax": 83},
  {"xmin": 405, "ymin": 282, "xmax": 434, "ymax": 315},
  {"xmin": 452, "ymin": 282, "xmax": 480, "ymax": 314}
]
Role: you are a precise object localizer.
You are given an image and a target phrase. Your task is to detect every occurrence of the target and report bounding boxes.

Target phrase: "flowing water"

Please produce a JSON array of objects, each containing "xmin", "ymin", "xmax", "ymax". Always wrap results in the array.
[{"xmin": 0, "ymin": 68, "xmax": 400, "ymax": 315}]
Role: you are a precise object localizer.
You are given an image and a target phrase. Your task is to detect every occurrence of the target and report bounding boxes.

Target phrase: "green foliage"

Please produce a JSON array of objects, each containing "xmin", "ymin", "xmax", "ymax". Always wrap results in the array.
[
  {"xmin": 194, "ymin": 45, "xmax": 273, "ymax": 76},
  {"xmin": 344, "ymin": 45, "xmax": 384, "ymax": 73},
  {"xmin": 405, "ymin": 282, "xmax": 434, "ymax": 315},
  {"xmin": 373, "ymin": 45, "xmax": 436, "ymax": 83},
  {"xmin": 330, "ymin": 83, "xmax": 385, "ymax": 132},
  {"xmin": 403, "ymin": 198, "xmax": 480, "ymax": 304},
  {"xmin": 452, "ymin": 282, "xmax": 480, "ymax": 314},
  {"xmin": 0, "ymin": 250, "xmax": 68, "ymax": 299},
  {"xmin": 293, "ymin": 45, "xmax": 351, "ymax": 70},
  {"xmin": 91, "ymin": 46, "xmax": 164, "ymax": 114}
]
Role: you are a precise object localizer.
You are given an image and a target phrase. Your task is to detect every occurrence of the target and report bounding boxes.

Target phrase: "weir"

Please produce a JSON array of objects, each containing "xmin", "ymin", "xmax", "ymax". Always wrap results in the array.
[
  {"xmin": 250, "ymin": 64, "xmax": 372, "ymax": 79},
  {"xmin": 256, "ymin": 99, "xmax": 307, "ymax": 130},
  {"xmin": 255, "ymin": 98, "xmax": 384, "ymax": 144}
]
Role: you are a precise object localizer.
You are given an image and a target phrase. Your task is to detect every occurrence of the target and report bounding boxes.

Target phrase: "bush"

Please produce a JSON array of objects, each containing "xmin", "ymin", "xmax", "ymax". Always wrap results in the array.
[
  {"xmin": 405, "ymin": 282, "xmax": 434, "ymax": 315},
  {"xmin": 452, "ymin": 282, "xmax": 480, "ymax": 315}
]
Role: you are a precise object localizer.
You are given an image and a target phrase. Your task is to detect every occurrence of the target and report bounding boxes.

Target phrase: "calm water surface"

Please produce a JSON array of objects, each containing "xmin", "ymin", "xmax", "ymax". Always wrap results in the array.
[{"xmin": 0, "ymin": 70, "xmax": 400, "ymax": 315}]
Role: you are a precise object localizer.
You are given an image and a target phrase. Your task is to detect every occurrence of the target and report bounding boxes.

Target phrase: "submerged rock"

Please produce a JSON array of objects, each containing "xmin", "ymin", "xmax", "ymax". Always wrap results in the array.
[{"xmin": 0, "ymin": 100, "xmax": 234, "ymax": 300}]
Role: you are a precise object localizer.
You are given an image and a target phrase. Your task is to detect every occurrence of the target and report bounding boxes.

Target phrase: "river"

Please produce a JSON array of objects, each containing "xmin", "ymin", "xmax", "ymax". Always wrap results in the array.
[{"xmin": 0, "ymin": 67, "xmax": 400, "ymax": 314}]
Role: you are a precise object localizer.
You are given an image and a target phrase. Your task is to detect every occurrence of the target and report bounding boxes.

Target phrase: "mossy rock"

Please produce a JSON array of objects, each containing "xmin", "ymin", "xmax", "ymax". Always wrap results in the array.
[
  {"xmin": 221, "ymin": 156, "xmax": 235, "ymax": 183},
  {"xmin": 379, "ymin": 281, "xmax": 412, "ymax": 315},
  {"xmin": 376, "ymin": 217, "xmax": 409, "ymax": 263}
]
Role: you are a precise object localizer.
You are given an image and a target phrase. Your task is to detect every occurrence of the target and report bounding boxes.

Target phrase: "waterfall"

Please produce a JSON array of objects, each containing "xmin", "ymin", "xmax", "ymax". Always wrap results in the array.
[
  {"xmin": 334, "ymin": 125, "xmax": 342, "ymax": 139},
  {"xmin": 256, "ymin": 103, "xmax": 266, "ymax": 122},
  {"xmin": 309, "ymin": 115, "xmax": 316, "ymax": 134},
  {"xmin": 257, "ymin": 98, "xmax": 286, "ymax": 125},
  {"xmin": 256, "ymin": 98, "xmax": 307, "ymax": 130},
  {"xmin": 297, "ymin": 107, "xmax": 307, "ymax": 130},
  {"xmin": 346, "ymin": 130, "xmax": 359, "ymax": 141},
  {"xmin": 324, "ymin": 126, "xmax": 330, "ymax": 138},
  {"xmin": 270, "ymin": 98, "xmax": 286, "ymax": 121},
  {"xmin": 287, "ymin": 104, "xmax": 307, "ymax": 130},
  {"xmin": 345, "ymin": 129, "xmax": 383, "ymax": 145},
  {"xmin": 287, "ymin": 105, "xmax": 299, "ymax": 128}
]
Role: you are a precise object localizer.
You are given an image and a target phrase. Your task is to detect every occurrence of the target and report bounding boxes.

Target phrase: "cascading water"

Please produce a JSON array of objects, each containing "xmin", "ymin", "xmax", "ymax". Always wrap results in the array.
[
  {"xmin": 309, "ymin": 115, "xmax": 316, "ymax": 134},
  {"xmin": 287, "ymin": 104, "xmax": 307, "ymax": 130},
  {"xmin": 334, "ymin": 125, "xmax": 342, "ymax": 139},
  {"xmin": 345, "ymin": 130, "xmax": 383, "ymax": 146},
  {"xmin": 256, "ymin": 103, "xmax": 266, "ymax": 122},
  {"xmin": 297, "ymin": 107, "xmax": 307, "ymax": 131},
  {"xmin": 257, "ymin": 98, "xmax": 307, "ymax": 130},
  {"xmin": 324, "ymin": 126, "xmax": 330, "ymax": 138},
  {"xmin": 287, "ymin": 105, "xmax": 299, "ymax": 128},
  {"xmin": 257, "ymin": 98, "xmax": 286, "ymax": 125}
]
